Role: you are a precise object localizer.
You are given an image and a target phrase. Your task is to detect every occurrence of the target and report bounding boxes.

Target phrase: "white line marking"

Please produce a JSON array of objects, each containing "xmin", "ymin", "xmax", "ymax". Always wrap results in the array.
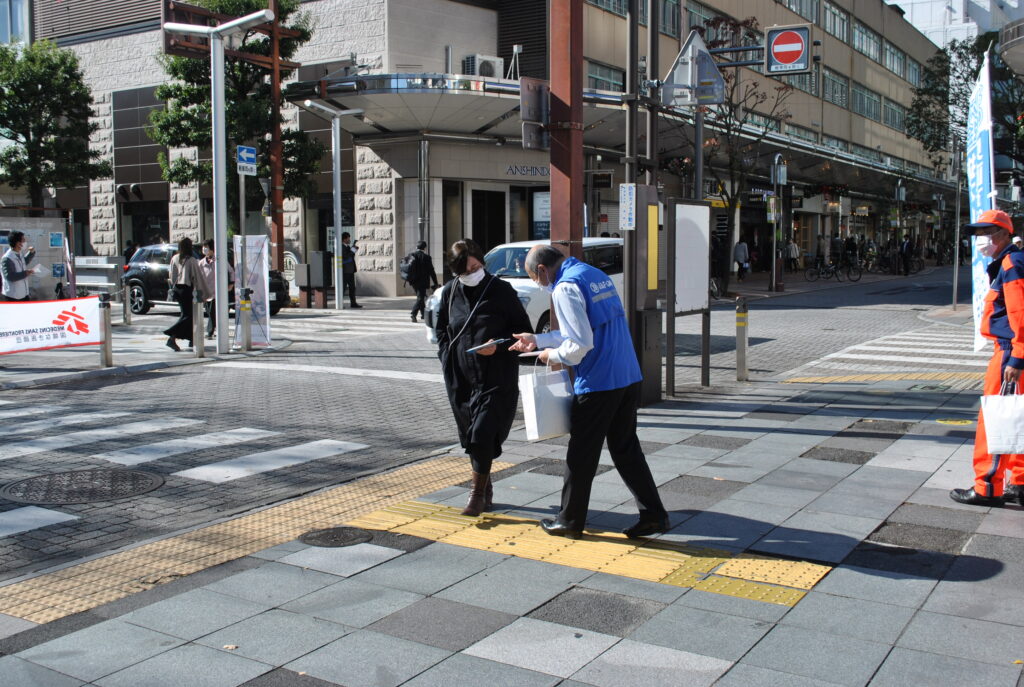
[
  {"xmin": 0, "ymin": 507, "xmax": 79, "ymax": 538},
  {"xmin": 0, "ymin": 406, "xmax": 68, "ymax": 421},
  {"xmin": 0, "ymin": 418, "xmax": 204, "ymax": 460},
  {"xmin": 94, "ymin": 428, "xmax": 279, "ymax": 466},
  {"xmin": 209, "ymin": 362, "xmax": 444, "ymax": 383},
  {"xmin": 172, "ymin": 439, "xmax": 369, "ymax": 483},
  {"xmin": 850, "ymin": 345, "xmax": 988, "ymax": 356},
  {"xmin": 822, "ymin": 352, "xmax": 988, "ymax": 367},
  {"xmin": 10, "ymin": 412, "xmax": 133, "ymax": 437}
]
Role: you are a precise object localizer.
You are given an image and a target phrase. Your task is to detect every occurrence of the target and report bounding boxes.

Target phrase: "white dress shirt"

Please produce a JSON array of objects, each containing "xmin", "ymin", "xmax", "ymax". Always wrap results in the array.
[{"xmin": 535, "ymin": 281, "xmax": 594, "ymax": 366}]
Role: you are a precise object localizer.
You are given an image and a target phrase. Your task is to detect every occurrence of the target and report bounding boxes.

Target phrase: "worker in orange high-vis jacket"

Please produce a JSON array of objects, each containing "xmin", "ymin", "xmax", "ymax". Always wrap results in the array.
[{"xmin": 951, "ymin": 209, "xmax": 1024, "ymax": 507}]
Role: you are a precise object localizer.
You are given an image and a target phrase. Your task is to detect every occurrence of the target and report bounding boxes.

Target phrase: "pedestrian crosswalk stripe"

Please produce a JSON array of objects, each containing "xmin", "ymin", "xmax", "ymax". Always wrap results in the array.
[
  {"xmin": 11, "ymin": 412, "xmax": 133, "ymax": 437},
  {"xmin": 171, "ymin": 439, "xmax": 369, "ymax": 483},
  {"xmin": 822, "ymin": 352, "xmax": 988, "ymax": 367},
  {"xmin": 850, "ymin": 345, "xmax": 989, "ymax": 357},
  {"xmin": 0, "ymin": 506, "xmax": 78, "ymax": 538},
  {"xmin": 0, "ymin": 418, "xmax": 204, "ymax": 460},
  {"xmin": 93, "ymin": 428, "xmax": 280, "ymax": 466},
  {"xmin": 209, "ymin": 361, "xmax": 445, "ymax": 384},
  {"xmin": 0, "ymin": 406, "xmax": 67, "ymax": 421}
]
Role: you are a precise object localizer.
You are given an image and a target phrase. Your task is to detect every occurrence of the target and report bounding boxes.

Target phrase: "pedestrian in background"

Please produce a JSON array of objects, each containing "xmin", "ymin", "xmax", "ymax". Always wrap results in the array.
[
  {"xmin": 899, "ymin": 234, "xmax": 913, "ymax": 276},
  {"xmin": 511, "ymin": 244, "xmax": 669, "ymax": 540},
  {"xmin": 341, "ymin": 232, "xmax": 362, "ymax": 309},
  {"xmin": 951, "ymin": 210, "xmax": 1024, "ymax": 506},
  {"xmin": 196, "ymin": 239, "xmax": 234, "ymax": 340},
  {"xmin": 1, "ymin": 231, "xmax": 38, "ymax": 302},
  {"xmin": 786, "ymin": 238, "xmax": 800, "ymax": 272},
  {"xmin": 407, "ymin": 240, "xmax": 439, "ymax": 323},
  {"xmin": 435, "ymin": 239, "xmax": 531, "ymax": 516},
  {"xmin": 123, "ymin": 240, "xmax": 136, "ymax": 262},
  {"xmin": 163, "ymin": 237, "xmax": 200, "ymax": 352},
  {"xmin": 733, "ymin": 238, "xmax": 749, "ymax": 282}
]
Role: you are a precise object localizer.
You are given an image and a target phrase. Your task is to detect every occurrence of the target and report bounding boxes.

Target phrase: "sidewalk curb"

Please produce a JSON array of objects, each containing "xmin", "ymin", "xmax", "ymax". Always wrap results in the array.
[
  {"xmin": 723, "ymin": 265, "xmax": 940, "ymax": 303},
  {"xmin": 0, "ymin": 339, "xmax": 293, "ymax": 391}
]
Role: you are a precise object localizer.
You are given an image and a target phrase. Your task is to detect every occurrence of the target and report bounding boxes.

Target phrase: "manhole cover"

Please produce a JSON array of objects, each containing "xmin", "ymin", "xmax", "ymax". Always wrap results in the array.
[
  {"xmin": 0, "ymin": 469, "xmax": 164, "ymax": 505},
  {"xmin": 299, "ymin": 527, "xmax": 373, "ymax": 548}
]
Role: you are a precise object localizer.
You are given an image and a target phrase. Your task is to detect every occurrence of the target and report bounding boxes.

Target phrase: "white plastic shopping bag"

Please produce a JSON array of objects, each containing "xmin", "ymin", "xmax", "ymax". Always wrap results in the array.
[
  {"xmin": 519, "ymin": 365, "xmax": 573, "ymax": 441},
  {"xmin": 981, "ymin": 386, "xmax": 1024, "ymax": 454}
]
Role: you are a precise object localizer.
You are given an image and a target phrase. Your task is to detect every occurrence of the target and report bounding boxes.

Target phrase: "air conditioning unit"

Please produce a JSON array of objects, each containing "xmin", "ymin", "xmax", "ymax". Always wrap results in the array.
[{"xmin": 463, "ymin": 54, "xmax": 504, "ymax": 78}]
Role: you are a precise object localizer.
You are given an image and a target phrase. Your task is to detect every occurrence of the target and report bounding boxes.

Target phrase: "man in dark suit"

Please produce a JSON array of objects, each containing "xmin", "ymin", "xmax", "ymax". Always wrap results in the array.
[{"xmin": 341, "ymin": 232, "xmax": 362, "ymax": 308}]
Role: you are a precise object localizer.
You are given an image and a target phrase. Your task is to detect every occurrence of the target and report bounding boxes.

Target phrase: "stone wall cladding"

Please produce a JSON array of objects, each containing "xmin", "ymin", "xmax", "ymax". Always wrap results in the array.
[
  {"xmin": 88, "ymin": 92, "xmax": 116, "ymax": 255},
  {"xmin": 69, "ymin": 30, "xmax": 166, "ymax": 95},
  {"xmin": 294, "ymin": 0, "xmax": 387, "ymax": 66},
  {"xmin": 354, "ymin": 146, "xmax": 396, "ymax": 273},
  {"xmin": 168, "ymin": 148, "xmax": 201, "ymax": 243}
]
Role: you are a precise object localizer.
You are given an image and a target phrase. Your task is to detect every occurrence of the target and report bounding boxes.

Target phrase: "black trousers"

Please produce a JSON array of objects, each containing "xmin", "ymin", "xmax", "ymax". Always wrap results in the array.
[
  {"xmin": 164, "ymin": 285, "xmax": 194, "ymax": 344},
  {"xmin": 411, "ymin": 285, "xmax": 428, "ymax": 318},
  {"xmin": 558, "ymin": 382, "xmax": 667, "ymax": 529},
  {"xmin": 343, "ymin": 272, "xmax": 357, "ymax": 305},
  {"xmin": 204, "ymin": 300, "xmax": 216, "ymax": 336}
]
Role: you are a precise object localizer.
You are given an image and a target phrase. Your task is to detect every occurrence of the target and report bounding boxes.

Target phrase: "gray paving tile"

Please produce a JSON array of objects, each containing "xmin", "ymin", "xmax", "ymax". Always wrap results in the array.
[
  {"xmin": 649, "ymin": 443, "xmax": 727, "ymax": 461},
  {"xmin": 806, "ymin": 491, "xmax": 903, "ymax": 520},
  {"xmin": 906, "ymin": 486, "xmax": 997, "ymax": 512},
  {"xmin": 781, "ymin": 591, "xmax": 915, "ymax": 643},
  {"xmin": 781, "ymin": 509, "xmax": 882, "ymax": 539},
  {"xmin": 280, "ymin": 577, "xmax": 423, "ymax": 628},
  {"xmin": 368, "ymin": 597, "xmax": 515, "ymax": 651},
  {"xmin": 922, "ymin": 580, "xmax": 1024, "ymax": 626},
  {"xmin": 897, "ymin": 611, "xmax": 1024, "ymax": 665},
  {"xmin": 18, "ymin": 619, "xmax": 183, "ymax": 683},
  {"xmin": 277, "ymin": 542, "xmax": 403, "ymax": 577},
  {"xmin": 286, "ymin": 629, "xmax": 451, "ymax": 687},
  {"xmin": 813, "ymin": 564, "xmax": 936, "ymax": 608},
  {"xmin": 527, "ymin": 587, "xmax": 665, "ymax": 637},
  {"xmin": 571, "ymin": 638, "xmax": 731, "ymax": 687},
  {"xmin": 195, "ymin": 609, "xmax": 351, "ymax": 665},
  {"xmin": 674, "ymin": 589, "xmax": 790, "ymax": 623},
  {"xmin": 868, "ymin": 522, "xmax": 970, "ymax": 555},
  {"xmin": 687, "ymin": 464, "xmax": 771, "ymax": 483},
  {"xmin": 575, "ymin": 573, "xmax": 687, "ymax": 604},
  {"xmin": 886, "ymin": 503, "xmax": 985, "ymax": 533},
  {"xmin": 661, "ymin": 509, "xmax": 774, "ymax": 549},
  {"xmin": 351, "ymin": 542, "xmax": 507, "ymax": 595},
  {"xmin": 201, "ymin": 562, "xmax": 342, "ymax": 606},
  {"xmin": 756, "ymin": 467, "xmax": 847, "ymax": 492},
  {"xmin": 246, "ymin": 541, "xmax": 309, "ymax": 562},
  {"xmin": 121, "ymin": 588, "xmax": 269, "ymax": 641},
  {"xmin": 977, "ymin": 507, "xmax": 1024, "ymax": 538},
  {"xmin": 0, "ymin": 655, "xmax": 84, "ymax": 687},
  {"xmin": 628, "ymin": 604, "xmax": 771, "ymax": 661},
  {"xmin": 464, "ymin": 617, "xmax": 618, "ymax": 679},
  {"xmin": 436, "ymin": 557, "xmax": 589, "ymax": 615},
  {"xmin": 659, "ymin": 474, "xmax": 747, "ymax": 500},
  {"xmin": 741, "ymin": 625, "xmax": 890, "ymax": 687},
  {"xmin": 704, "ymin": 497, "xmax": 801, "ymax": 526},
  {"xmin": 963, "ymin": 533, "xmax": 1024, "ymax": 565},
  {"xmin": 682, "ymin": 434, "xmax": 751, "ymax": 450},
  {"xmin": 714, "ymin": 663, "xmax": 845, "ymax": 687},
  {"xmin": 0, "ymin": 612, "xmax": 37, "ymax": 641},
  {"xmin": 730, "ymin": 483, "xmax": 822, "ymax": 508},
  {"xmin": 94, "ymin": 643, "xmax": 271, "ymax": 687},
  {"xmin": 842, "ymin": 466, "xmax": 929, "ymax": 491},
  {"xmin": 870, "ymin": 647, "xmax": 1022, "ymax": 687},
  {"xmin": 403, "ymin": 654, "xmax": 561, "ymax": 687},
  {"xmin": 496, "ymin": 471, "xmax": 566, "ymax": 493},
  {"xmin": 842, "ymin": 542, "xmax": 955, "ymax": 578},
  {"xmin": 801, "ymin": 446, "xmax": 875, "ymax": 465},
  {"xmin": 236, "ymin": 667, "xmax": 341, "ymax": 687}
]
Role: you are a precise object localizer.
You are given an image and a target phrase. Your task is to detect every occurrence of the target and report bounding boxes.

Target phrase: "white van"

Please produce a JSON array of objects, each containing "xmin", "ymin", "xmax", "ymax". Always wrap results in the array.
[{"xmin": 424, "ymin": 237, "xmax": 624, "ymax": 343}]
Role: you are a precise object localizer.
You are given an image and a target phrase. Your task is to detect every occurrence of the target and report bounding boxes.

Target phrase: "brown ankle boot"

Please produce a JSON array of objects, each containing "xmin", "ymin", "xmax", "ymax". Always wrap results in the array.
[
  {"xmin": 483, "ymin": 475, "xmax": 493, "ymax": 511},
  {"xmin": 462, "ymin": 472, "xmax": 488, "ymax": 516}
]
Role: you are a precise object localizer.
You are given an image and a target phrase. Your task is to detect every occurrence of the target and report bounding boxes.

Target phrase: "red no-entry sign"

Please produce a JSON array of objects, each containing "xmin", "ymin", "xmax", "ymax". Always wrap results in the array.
[{"xmin": 765, "ymin": 25, "xmax": 812, "ymax": 75}]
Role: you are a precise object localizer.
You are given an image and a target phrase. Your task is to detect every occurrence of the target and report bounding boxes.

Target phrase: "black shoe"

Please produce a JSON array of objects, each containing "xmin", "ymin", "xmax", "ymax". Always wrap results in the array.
[
  {"xmin": 1004, "ymin": 483, "xmax": 1023, "ymax": 506},
  {"xmin": 351, "ymin": 304, "xmax": 363, "ymax": 309},
  {"xmin": 411, "ymin": 314, "xmax": 417, "ymax": 322},
  {"xmin": 949, "ymin": 487, "xmax": 1003, "ymax": 507},
  {"xmin": 165, "ymin": 337, "xmax": 180, "ymax": 352},
  {"xmin": 623, "ymin": 516, "xmax": 671, "ymax": 539},
  {"xmin": 540, "ymin": 518, "xmax": 582, "ymax": 539}
]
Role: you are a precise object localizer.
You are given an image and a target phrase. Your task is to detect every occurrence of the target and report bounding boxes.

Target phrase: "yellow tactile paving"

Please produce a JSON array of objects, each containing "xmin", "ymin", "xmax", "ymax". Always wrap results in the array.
[
  {"xmin": 347, "ymin": 500, "xmax": 829, "ymax": 607},
  {"xmin": 784, "ymin": 371, "xmax": 984, "ymax": 385},
  {"xmin": 0, "ymin": 456, "xmax": 513, "ymax": 624}
]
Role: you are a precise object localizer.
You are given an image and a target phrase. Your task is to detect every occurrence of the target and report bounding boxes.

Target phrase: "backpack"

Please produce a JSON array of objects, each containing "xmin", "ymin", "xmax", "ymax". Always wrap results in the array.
[{"xmin": 399, "ymin": 251, "xmax": 421, "ymax": 283}]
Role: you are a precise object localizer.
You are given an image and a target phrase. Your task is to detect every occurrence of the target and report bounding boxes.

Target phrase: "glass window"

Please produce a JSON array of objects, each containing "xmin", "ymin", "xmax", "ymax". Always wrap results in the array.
[
  {"xmin": 783, "ymin": 64, "xmax": 819, "ymax": 96},
  {"xmin": 785, "ymin": 123, "xmax": 818, "ymax": 143},
  {"xmin": 907, "ymin": 58, "xmax": 922, "ymax": 87},
  {"xmin": 1, "ymin": 0, "xmax": 29, "ymax": 43},
  {"xmin": 850, "ymin": 143, "xmax": 883, "ymax": 162},
  {"xmin": 584, "ymin": 246, "xmax": 623, "ymax": 274},
  {"xmin": 851, "ymin": 82, "xmax": 881, "ymax": 121},
  {"xmin": 746, "ymin": 111, "xmax": 781, "ymax": 132},
  {"xmin": 484, "ymin": 246, "xmax": 530, "ymax": 278},
  {"xmin": 662, "ymin": 0, "xmax": 680, "ymax": 37},
  {"xmin": 779, "ymin": 0, "xmax": 817, "ymax": 22},
  {"xmin": 822, "ymin": 1, "xmax": 848, "ymax": 42},
  {"xmin": 822, "ymin": 68, "xmax": 848, "ymax": 108},
  {"xmin": 822, "ymin": 134, "xmax": 848, "ymax": 152},
  {"xmin": 686, "ymin": 0, "xmax": 721, "ymax": 40},
  {"xmin": 587, "ymin": 61, "xmax": 625, "ymax": 92},
  {"xmin": 587, "ymin": 0, "xmax": 628, "ymax": 15},
  {"xmin": 883, "ymin": 99, "xmax": 906, "ymax": 130},
  {"xmin": 883, "ymin": 42, "xmax": 906, "ymax": 78},
  {"xmin": 852, "ymin": 21, "xmax": 881, "ymax": 61}
]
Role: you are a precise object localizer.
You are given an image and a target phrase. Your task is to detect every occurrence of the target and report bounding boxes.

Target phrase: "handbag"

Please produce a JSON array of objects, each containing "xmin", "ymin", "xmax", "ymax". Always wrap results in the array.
[
  {"xmin": 980, "ymin": 381, "xmax": 1024, "ymax": 454},
  {"xmin": 519, "ymin": 362, "xmax": 573, "ymax": 441}
]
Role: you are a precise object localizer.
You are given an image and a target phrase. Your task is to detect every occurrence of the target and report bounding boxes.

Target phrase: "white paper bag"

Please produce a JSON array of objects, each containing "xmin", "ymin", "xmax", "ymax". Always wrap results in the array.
[
  {"xmin": 519, "ymin": 366, "xmax": 573, "ymax": 441},
  {"xmin": 981, "ymin": 393, "xmax": 1024, "ymax": 454}
]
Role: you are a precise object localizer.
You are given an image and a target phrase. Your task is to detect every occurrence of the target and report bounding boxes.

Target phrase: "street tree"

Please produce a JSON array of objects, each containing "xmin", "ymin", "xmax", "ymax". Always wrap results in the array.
[
  {"xmin": 661, "ymin": 16, "xmax": 793, "ymax": 292},
  {"xmin": 148, "ymin": 0, "xmax": 324, "ymax": 226},
  {"xmin": 906, "ymin": 31, "xmax": 1024, "ymax": 170},
  {"xmin": 0, "ymin": 41, "xmax": 112, "ymax": 214}
]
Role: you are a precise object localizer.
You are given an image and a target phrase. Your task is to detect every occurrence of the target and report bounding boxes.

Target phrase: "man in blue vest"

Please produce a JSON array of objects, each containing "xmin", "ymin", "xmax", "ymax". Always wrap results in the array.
[{"xmin": 510, "ymin": 244, "xmax": 669, "ymax": 539}]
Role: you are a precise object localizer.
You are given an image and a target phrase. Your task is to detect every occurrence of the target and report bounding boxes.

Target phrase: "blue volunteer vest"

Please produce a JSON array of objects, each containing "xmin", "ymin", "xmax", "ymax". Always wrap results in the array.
[{"xmin": 556, "ymin": 257, "xmax": 641, "ymax": 394}]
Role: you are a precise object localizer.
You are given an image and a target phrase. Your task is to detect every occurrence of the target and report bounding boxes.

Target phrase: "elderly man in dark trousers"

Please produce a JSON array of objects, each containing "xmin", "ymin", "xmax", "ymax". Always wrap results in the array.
[{"xmin": 510, "ymin": 244, "xmax": 669, "ymax": 539}]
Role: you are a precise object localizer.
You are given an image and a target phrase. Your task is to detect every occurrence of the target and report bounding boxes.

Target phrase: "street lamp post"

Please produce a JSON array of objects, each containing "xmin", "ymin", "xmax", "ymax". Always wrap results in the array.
[
  {"xmin": 302, "ymin": 100, "xmax": 363, "ymax": 310},
  {"xmin": 771, "ymin": 154, "xmax": 786, "ymax": 291},
  {"xmin": 163, "ymin": 9, "xmax": 274, "ymax": 354}
]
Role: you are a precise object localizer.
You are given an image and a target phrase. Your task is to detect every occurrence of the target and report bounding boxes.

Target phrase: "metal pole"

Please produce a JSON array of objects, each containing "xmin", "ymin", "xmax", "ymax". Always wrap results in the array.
[
  {"xmin": 238, "ymin": 170, "xmax": 249, "ymax": 348},
  {"xmin": 645, "ymin": 0, "xmax": 659, "ymax": 188},
  {"xmin": 771, "ymin": 161, "xmax": 778, "ymax": 292},
  {"xmin": 952, "ymin": 142, "xmax": 963, "ymax": 310},
  {"xmin": 122, "ymin": 283, "xmax": 131, "ymax": 325},
  {"xmin": 549, "ymin": 0, "xmax": 584, "ymax": 260},
  {"xmin": 695, "ymin": 109, "xmax": 710, "ymax": 388},
  {"xmin": 701, "ymin": 308, "xmax": 710, "ymax": 387},
  {"xmin": 211, "ymin": 32, "xmax": 230, "ymax": 355},
  {"xmin": 418, "ymin": 139, "xmax": 430, "ymax": 244},
  {"xmin": 334, "ymin": 116, "xmax": 345, "ymax": 310},
  {"xmin": 666, "ymin": 197, "xmax": 676, "ymax": 396},
  {"xmin": 241, "ymin": 287, "xmax": 252, "ymax": 351},
  {"xmin": 99, "ymin": 294, "xmax": 113, "ymax": 368},
  {"xmin": 193, "ymin": 290, "xmax": 205, "ymax": 358},
  {"xmin": 735, "ymin": 297, "xmax": 748, "ymax": 381},
  {"xmin": 624, "ymin": 0, "xmax": 638, "ymax": 332}
]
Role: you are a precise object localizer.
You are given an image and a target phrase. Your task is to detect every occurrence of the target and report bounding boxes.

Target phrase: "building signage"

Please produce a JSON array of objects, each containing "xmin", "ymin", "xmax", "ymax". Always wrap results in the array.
[
  {"xmin": 765, "ymin": 25, "xmax": 811, "ymax": 75},
  {"xmin": 236, "ymin": 145, "xmax": 257, "ymax": 176},
  {"xmin": 966, "ymin": 52, "xmax": 997, "ymax": 352},
  {"xmin": 619, "ymin": 183, "xmax": 637, "ymax": 231},
  {"xmin": 506, "ymin": 164, "xmax": 550, "ymax": 177},
  {"xmin": 0, "ymin": 296, "xmax": 102, "ymax": 355},
  {"xmin": 532, "ymin": 192, "xmax": 551, "ymax": 239}
]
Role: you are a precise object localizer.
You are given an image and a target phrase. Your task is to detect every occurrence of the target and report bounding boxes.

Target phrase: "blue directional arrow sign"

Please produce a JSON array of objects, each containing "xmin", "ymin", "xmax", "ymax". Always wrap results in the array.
[{"xmin": 236, "ymin": 145, "xmax": 257, "ymax": 176}]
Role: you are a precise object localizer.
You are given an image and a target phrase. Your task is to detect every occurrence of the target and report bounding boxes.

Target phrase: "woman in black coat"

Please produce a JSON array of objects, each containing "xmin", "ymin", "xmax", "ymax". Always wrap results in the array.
[{"xmin": 436, "ymin": 239, "xmax": 532, "ymax": 516}]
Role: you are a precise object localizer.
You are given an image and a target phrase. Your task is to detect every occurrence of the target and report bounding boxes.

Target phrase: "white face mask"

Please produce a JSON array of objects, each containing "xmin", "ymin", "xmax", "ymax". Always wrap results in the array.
[
  {"xmin": 202, "ymin": 247, "xmax": 211, "ymax": 256},
  {"xmin": 975, "ymin": 235, "xmax": 997, "ymax": 258},
  {"xmin": 458, "ymin": 268, "xmax": 485, "ymax": 287}
]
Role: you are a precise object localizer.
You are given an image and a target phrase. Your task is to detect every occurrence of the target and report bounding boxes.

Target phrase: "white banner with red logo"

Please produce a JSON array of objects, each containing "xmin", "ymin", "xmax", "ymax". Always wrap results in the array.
[{"xmin": 0, "ymin": 296, "xmax": 102, "ymax": 355}]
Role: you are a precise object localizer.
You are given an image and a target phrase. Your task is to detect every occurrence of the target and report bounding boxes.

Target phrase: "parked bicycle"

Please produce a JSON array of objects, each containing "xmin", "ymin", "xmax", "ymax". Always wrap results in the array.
[
  {"xmin": 805, "ymin": 262, "xmax": 844, "ymax": 281},
  {"xmin": 709, "ymin": 277, "xmax": 721, "ymax": 300}
]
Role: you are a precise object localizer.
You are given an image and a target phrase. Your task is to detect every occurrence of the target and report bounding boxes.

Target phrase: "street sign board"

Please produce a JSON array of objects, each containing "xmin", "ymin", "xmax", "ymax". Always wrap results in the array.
[
  {"xmin": 662, "ymin": 31, "xmax": 726, "ymax": 109},
  {"xmin": 522, "ymin": 121, "xmax": 550, "ymax": 151},
  {"xmin": 619, "ymin": 183, "xmax": 637, "ymax": 231},
  {"xmin": 237, "ymin": 145, "xmax": 257, "ymax": 176},
  {"xmin": 520, "ymin": 77, "xmax": 550, "ymax": 124},
  {"xmin": 765, "ymin": 25, "xmax": 811, "ymax": 75}
]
